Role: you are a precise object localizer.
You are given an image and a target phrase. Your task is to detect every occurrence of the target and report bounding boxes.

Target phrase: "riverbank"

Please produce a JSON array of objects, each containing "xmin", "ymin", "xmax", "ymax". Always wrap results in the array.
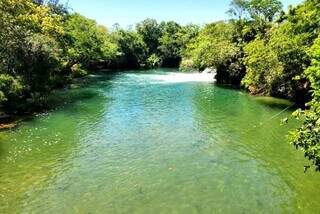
[{"xmin": 0, "ymin": 114, "xmax": 18, "ymax": 130}]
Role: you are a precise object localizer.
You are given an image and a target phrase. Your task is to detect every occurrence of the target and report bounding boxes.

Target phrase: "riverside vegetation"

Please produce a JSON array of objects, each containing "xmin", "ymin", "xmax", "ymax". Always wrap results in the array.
[{"xmin": 0, "ymin": 0, "xmax": 319, "ymax": 170}]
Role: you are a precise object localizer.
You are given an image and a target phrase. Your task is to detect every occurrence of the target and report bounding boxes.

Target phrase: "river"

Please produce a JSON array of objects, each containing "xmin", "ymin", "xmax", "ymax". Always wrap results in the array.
[{"xmin": 0, "ymin": 69, "xmax": 319, "ymax": 213}]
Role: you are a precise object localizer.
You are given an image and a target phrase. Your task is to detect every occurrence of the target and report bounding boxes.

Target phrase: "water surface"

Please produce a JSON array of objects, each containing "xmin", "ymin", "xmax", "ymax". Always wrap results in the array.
[{"xmin": 0, "ymin": 69, "xmax": 319, "ymax": 213}]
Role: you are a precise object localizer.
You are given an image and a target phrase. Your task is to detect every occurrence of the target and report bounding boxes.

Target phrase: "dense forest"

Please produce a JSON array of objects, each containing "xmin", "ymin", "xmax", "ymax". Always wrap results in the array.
[{"xmin": 0, "ymin": 0, "xmax": 319, "ymax": 170}]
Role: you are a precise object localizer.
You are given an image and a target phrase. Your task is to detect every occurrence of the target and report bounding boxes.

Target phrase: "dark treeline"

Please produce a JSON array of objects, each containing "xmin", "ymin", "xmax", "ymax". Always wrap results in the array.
[{"xmin": 0, "ymin": 0, "xmax": 319, "ymax": 170}]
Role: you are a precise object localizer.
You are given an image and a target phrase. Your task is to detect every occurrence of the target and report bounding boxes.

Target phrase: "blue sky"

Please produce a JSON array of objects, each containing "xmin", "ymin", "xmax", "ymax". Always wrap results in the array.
[{"xmin": 65, "ymin": 0, "xmax": 302, "ymax": 28}]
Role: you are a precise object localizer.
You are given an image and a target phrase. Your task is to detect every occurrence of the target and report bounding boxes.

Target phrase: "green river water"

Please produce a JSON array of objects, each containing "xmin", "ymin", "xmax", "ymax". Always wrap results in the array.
[{"xmin": 0, "ymin": 69, "xmax": 319, "ymax": 213}]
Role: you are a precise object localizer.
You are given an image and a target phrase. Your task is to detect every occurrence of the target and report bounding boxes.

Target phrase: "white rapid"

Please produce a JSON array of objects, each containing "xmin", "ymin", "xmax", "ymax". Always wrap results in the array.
[{"xmin": 150, "ymin": 71, "xmax": 216, "ymax": 83}]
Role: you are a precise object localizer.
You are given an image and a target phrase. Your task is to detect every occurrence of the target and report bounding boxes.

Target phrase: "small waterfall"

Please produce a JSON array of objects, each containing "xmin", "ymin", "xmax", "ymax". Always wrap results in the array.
[
  {"xmin": 149, "ymin": 71, "xmax": 216, "ymax": 84},
  {"xmin": 202, "ymin": 68, "xmax": 217, "ymax": 82}
]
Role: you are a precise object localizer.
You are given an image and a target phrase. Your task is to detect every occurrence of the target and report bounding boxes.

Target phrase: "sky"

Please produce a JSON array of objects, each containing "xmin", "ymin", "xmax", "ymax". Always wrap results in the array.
[{"xmin": 65, "ymin": 0, "xmax": 302, "ymax": 28}]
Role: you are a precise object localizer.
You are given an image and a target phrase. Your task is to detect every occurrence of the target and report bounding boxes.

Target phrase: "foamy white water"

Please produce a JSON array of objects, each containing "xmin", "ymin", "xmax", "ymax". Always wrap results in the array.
[
  {"xmin": 118, "ymin": 71, "xmax": 216, "ymax": 86},
  {"xmin": 150, "ymin": 72, "xmax": 216, "ymax": 83}
]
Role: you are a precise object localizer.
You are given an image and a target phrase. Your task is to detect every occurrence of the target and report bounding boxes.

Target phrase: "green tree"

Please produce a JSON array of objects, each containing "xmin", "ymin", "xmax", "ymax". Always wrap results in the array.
[
  {"xmin": 229, "ymin": 0, "xmax": 283, "ymax": 40},
  {"xmin": 242, "ymin": 0, "xmax": 319, "ymax": 102},
  {"xmin": 183, "ymin": 22, "xmax": 244, "ymax": 84},
  {"xmin": 248, "ymin": 0, "xmax": 282, "ymax": 22},
  {"xmin": 290, "ymin": 35, "xmax": 320, "ymax": 171},
  {"xmin": 243, "ymin": 37, "xmax": 283, "ymax": 95},
  {"xmin": 228, "ymin": 0, "xmax": 250, "ymax": 20},
  {"xmin": 136, "ymin": 19, "xmax": 162, "ymax": 55},
  {"xmin": 64, "ymin": 13, "xmax": 118, "ymax": 70},
  {"xmin": 158, "ymin": 21, "xmax": 183, "ymax": 67},
  {"xmin": 178, "ymin": 24, "xmax": 200, "ymax": 55},
  {"xmin": 111, "ymin": 29, "xmax": 147, "ymax": 69},
  {"xmin": 0, "ymin": 0, "xmax": 65, "ymax": 111}
]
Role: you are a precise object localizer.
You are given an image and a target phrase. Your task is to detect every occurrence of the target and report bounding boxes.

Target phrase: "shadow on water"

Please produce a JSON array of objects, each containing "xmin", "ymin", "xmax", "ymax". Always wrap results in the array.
[
  {"xmin": 48, "ymin": 73, "xmax": 116, "ymax": 106},
  {"xmin": 4, "ymin": 72, "xmax": 119, "ymax": 129},
  {"xmin": 215, "ymin": 84, "xmax": 296, "ymax": 110},
  {"xmin": 253, "ymin": 96, "xmax": 296, "ymax": 110},
  {"xmin": 215, "ymin": 83, "xmax": 242, "ymax": 91},
  {"xmin": 47, "ymin": 89, "xmax": 100, "ymax": 109}
]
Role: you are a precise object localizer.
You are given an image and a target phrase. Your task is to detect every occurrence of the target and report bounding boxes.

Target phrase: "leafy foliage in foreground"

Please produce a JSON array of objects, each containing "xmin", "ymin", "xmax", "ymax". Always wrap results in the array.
[{"xmin": 290, "ymin": 35, "xmax": 320, "ymax": 171}]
